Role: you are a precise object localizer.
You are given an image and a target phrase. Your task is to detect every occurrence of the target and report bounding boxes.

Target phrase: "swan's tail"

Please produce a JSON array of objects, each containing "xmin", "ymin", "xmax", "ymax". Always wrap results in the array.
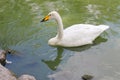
[{"xmin": 98, "ymin": 25, "xmax": 109, "ymax": 31}]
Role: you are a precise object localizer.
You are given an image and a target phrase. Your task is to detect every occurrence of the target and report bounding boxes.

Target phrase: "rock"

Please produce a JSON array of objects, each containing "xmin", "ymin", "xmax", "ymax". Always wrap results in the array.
[
  {"xmin": 0, "ymin": 64, "xmax": 17, "ymax": 80},
  {"xmin": 0, "ymin": 63, "xmax": 36, "ymax": 80},
  {"xmin": 81, "ymin": 74, "xmax": 93, "ymax": 80},
  {"xmin": 18, "ymin": 74, "xmax": 36, "ymax": 80},
  {"xmin": 0, "ymin": 50, "xmax": 7, "ymax": 66},
  {"xmin": 0, "ymin": 50, "xmax": 36, "ymax": 80}
]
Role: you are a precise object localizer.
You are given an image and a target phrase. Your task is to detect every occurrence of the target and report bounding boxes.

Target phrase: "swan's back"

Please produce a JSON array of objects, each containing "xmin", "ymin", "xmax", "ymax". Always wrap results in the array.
[
  {"xmin": 58, "ymin": 24, "xmax": 109, "ymax": 47},
  {"xmin": 64, "ymin": 24, "xmax": 109, "ymax": 32}
]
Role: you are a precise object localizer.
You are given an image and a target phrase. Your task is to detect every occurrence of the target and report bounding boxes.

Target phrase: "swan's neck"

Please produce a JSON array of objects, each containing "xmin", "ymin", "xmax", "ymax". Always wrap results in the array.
[{"xmin": 55, "ymin": 13, "xmax": 63, "ymax": 40}]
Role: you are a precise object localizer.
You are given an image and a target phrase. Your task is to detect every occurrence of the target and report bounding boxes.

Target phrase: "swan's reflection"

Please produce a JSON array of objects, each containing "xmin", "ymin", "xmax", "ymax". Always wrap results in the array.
[
  {"xmin": 42, "ymin": 47, "xmax": 63, "ymax": 70},
  {"xmin": 42, "ymin": 36, "xmax": 107, "ymax": 70}
]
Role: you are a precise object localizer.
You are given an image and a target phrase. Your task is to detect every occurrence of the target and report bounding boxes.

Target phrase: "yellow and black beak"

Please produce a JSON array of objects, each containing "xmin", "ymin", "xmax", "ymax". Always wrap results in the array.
[{"xmin": 41, "ymin": 15, "xmax": 50, "ymax": 22}]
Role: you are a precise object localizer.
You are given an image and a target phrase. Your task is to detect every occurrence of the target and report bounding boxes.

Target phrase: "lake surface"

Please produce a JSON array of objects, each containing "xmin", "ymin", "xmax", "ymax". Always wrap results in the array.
[{"xmin": 0, "ymin": 0, "xmax": 120, "ymax": 80}]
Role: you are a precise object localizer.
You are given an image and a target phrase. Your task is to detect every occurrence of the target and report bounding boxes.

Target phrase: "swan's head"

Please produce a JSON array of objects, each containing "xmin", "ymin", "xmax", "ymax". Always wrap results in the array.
[{"xmin": 41, "ymin": 11, "xmax": 59, "ymax": 22}]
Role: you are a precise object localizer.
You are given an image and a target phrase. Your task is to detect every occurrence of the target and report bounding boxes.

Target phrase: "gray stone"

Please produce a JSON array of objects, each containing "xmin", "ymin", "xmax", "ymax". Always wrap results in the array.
[
  {"xmin": 0, "ymin": 64, "xmax": 17, "ymax": 80},
  {"xmin": 0, "ymin": 50, "xmax": 36, "ymax": 80},
  {"xmin": 0, "ymin": 64, "xmax": 36, "ymax": 80}
]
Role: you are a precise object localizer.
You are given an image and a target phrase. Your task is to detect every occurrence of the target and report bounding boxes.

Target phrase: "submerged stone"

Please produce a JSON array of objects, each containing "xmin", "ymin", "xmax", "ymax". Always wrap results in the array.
[
  {"xmin": 81, "ymin": 74, "xmax": 93, "ymax": 80},
  {"xmin": 18, "ymin": 74, "xmax": 36, "ymax": 80}
]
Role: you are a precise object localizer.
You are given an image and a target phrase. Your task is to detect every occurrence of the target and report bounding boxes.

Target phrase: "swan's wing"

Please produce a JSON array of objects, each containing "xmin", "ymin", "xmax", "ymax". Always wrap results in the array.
[
  {"xmin": 64, "ymin": 24, "xmax": 109, "ymax": 33},
  {"xmin": 60, "ymin": 24, "xmax": 109, "ymax": 47}
]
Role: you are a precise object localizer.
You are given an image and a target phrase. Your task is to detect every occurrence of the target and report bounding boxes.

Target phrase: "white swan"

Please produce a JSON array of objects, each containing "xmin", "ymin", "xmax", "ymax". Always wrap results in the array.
[{"xmin": 41, "ymin": 11, "xmax": 109, "ymax": 47}]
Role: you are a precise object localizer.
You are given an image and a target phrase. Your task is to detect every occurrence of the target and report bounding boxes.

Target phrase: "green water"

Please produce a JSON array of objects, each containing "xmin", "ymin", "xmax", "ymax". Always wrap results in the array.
[{"xmin": 0, "ymin": 0, "xmax": 120, "ymax": 80}]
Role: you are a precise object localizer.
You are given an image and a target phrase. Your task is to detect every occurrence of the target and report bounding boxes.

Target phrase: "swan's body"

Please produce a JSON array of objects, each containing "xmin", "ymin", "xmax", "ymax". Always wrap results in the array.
[{"xmin": 41, "ymin": 11, "xmax": 109, "ymax": 47}]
